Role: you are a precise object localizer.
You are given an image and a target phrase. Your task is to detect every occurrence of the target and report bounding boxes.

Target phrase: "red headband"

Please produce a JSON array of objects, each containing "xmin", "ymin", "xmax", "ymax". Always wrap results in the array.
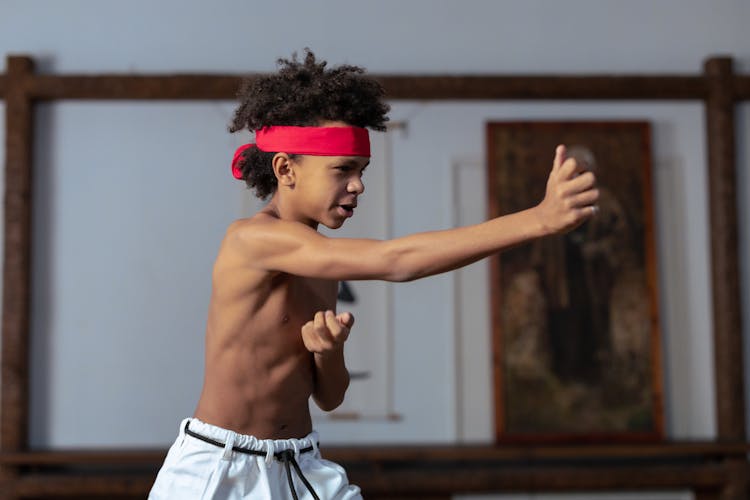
[{"xmin": 231, "ymin": 126, "xmax": 370, "ymax": 179}]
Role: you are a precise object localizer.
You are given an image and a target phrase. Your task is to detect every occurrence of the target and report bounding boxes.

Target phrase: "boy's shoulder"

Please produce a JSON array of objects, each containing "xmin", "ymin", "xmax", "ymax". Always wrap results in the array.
[
  {"xmin": 219, "ymin": 211, "xmax": 333, "ymax": 278},
  {"xmin": 227, "ymin": 211, "xmax": 276, "ymax": 232},
  {"xmin": 224, "ymin": 212, "xmax": 278, "ymax": 247},
  {"xmin": 224, "ymin": 211, "xmax": 321, "ymax": 254}
]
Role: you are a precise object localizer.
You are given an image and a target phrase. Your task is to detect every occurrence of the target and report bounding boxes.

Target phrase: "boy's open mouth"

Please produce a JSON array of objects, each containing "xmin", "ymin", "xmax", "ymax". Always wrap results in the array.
[{"xmin": 337, "ymin": 204, "xmax": 356, "ymax": 217}]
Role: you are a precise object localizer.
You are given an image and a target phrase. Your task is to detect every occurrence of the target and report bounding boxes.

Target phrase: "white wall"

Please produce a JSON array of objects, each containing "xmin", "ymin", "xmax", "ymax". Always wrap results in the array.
[
  {"xmin": 1, "ymin": 0, "xmax": 749, "ymax": 74},
  {"xmin": 0, "ymin": 0, "xmax": 748, "ymax": 469},
  {"xmin": 26, "ymin": 101, "xmax": 251, "ymax": 447},
  {"xmin": 741, "ymin": 103, "xmax": 750, "ymax": 435}
]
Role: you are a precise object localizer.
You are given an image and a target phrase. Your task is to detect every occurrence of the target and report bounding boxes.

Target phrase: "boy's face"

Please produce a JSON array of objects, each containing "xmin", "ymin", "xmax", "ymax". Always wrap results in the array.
[{"xmin": 291, "ymin": 153, "xmax": 370, "ymax": 230}]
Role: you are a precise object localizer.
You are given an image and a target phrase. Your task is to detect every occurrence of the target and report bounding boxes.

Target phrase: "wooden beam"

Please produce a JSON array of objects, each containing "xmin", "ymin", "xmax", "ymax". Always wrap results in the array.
[
  {"xmin": 345, "ymin": 464, "xmax": 731, "ymax": 495},
  {"xmin": 28, "ymin": 74, "xmax": 242, "ymax": 100},
  {"xmin": 13, "ymin": 474, "xmax": 156, "ymax": 497},
  {"xmin": 735, "ymin": 75, "xmax": 750, "ymax": 99},
  {"xmin": 1, "ymin": 56, "xmax": 34, "ymax": 454},
  {"xmin": 5, "ymin": 463, "xmax": 732, "ymax": 497},
  {"xmin": 15, "ymin": 74, "xmax": 710, "ymax": 101},
  {"xmin": 0, "ymin": 444, "xmax": 745, "ymax": 498},
  {"xmin": 377, "ymin": 75, "xmax": 707, "ymax": 100},
  {"xmin": 2, "ymin": 441, "xmax": 750, "ymax": 466},
  {"xmin": 19, "ymin": 75, "xmax": 706, "ymax": 100},
  {"xmin": 0, "ymin": 54, "xmax": 35, "ymax": 500},
  {"xmin": 704, "ymin": 57, "xmax": 746, "ymax": 444},
  {"xmin": 3, "ymin": 68, "xmax": 750, "ymax": 102},
  {"xmin": 1, "ymin": 58, "xmax": 749, "ymax": 103}
]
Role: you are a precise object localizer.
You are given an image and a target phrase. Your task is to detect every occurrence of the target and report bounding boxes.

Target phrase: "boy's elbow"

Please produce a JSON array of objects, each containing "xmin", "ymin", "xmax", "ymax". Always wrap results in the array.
[
  {"xmin": 316, "ymin": 396, "xmax": 344, "ymax": 412},
  {"xmin": 385, "ymin": 255, "xmax": 428, "ymax": 282},
  {"xmin": 379, "ymin": 244, "xmax": 421, "ymax": 282},
  {"xmin": 314, "ymin": 376, "xmax": 350, "ymax": 411},
  {"xmin": 386, "ymin": 267, "xmax": 420, "ymax": 282},
  {"xmin": 315, "ymin": 390, "xmax": 347, "ymax": 412}
]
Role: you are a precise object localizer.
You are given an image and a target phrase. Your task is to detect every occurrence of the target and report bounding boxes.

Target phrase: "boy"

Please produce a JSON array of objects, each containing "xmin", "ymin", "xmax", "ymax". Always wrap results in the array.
[{"xmin": 149, "ymin": 50, "xmax": 598, "ymax": 499}]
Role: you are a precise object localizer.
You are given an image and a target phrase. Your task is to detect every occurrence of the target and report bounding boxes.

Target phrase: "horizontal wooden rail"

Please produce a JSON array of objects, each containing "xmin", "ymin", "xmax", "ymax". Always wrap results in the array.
[
  {"xmin": 2, "ymin": 441, "xmax": 749, "ymax": 466},
  {"xmin": 1, "ymin": 449, "xmax": 745, "ymax": 498},
  {"xmin": 378, "ymin": 75, "xmax": 708, "ymax": 100},
  {"xmin": 0, "ymin": 72, "xmax": 721, "ymax": 101},
  {"xmin": 5, "ymin": 466, "xmax": 731, "ymax": 496},
  {"xmin": 4, "ymin": 71, "xmax": 750, "ymax": 102}
]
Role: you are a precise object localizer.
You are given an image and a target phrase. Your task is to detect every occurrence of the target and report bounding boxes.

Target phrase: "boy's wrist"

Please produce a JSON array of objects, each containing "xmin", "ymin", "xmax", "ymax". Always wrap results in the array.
[
  {"xmin": 314, "ymin": 345, "xmax": 345, "ymax": 361},
  {"xmin": 527, "ymin": 205, "xmax": 553, "ymax": 238}
]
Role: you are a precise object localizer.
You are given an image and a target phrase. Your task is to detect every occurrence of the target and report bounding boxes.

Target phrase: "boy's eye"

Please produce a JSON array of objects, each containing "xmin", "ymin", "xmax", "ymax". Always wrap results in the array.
[{"xmin": 335, "ymin": 165, "xmax": 366, "ymax": 177}]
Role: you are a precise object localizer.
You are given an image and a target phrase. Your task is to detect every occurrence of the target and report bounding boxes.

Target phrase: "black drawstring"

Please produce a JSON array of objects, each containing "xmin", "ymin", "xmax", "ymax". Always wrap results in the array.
[
  {"xmin": 281, "ymin": 450, "xmax": 299, "ymax": 500},
  {"xmin": 184, "ymin": 421, "xmax": 321, "ymax": 499},
  {"xmin": 279, "ymin": 449, "xmax": 321, "ymax": 500}
]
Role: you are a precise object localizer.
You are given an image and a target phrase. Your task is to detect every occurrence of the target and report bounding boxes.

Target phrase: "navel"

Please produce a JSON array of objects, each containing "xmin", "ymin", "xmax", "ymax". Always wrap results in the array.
[{"xmin": 281, "ymin": 314, "xmax": 290, "ymax": 324}]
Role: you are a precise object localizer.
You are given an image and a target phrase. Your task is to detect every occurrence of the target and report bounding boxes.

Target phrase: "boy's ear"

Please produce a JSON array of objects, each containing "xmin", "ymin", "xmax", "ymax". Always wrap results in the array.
[{"xmin": 272, "ymin": 153, "xmax": 296, "ymax": 187}]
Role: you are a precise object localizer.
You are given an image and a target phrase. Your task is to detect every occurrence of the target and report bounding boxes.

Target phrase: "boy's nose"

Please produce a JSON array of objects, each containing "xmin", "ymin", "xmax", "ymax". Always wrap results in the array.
[{"xmin": 348, "ymin": 178, "xmax": 364, "ymax": 194}]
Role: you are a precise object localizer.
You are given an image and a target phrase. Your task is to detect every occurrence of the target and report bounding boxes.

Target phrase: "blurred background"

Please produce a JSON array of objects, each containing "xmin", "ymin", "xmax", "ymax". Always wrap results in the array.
[{"xmin": 1, "ymin": 1, "xmax": 749, "ymax": 499}]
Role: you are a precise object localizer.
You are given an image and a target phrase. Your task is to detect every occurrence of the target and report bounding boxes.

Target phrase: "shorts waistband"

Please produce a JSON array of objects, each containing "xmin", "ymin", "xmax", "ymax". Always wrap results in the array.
[
  {"xmin": 183, "ymin": 419, "xmax": 317, "ymax": 459},
  {"xmin": 181, "ymin": 418, "xmax": 319, "ymax": 457},
  {"xmin": 181, "ymin": 418, "xmax": 322, "ymax": 500}
]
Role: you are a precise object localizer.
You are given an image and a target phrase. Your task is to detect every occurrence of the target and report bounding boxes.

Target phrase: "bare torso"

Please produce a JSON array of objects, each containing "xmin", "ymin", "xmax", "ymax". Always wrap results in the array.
[{"xmin": 193, "ymin": 215, "xmax": 337, "ymax": 439}]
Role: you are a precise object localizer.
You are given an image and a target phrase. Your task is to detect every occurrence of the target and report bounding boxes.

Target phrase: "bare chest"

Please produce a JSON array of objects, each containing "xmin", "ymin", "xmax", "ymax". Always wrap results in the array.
[{"xmin": 279, "ymin": 275, "xmax": 338, "ymax": 324}]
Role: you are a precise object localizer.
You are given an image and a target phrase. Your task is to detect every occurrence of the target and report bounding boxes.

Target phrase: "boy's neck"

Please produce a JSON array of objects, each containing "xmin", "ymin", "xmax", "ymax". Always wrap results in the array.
[{"xmin": 264, "ymin": 193, "xmax": 319, "ymax": 230}]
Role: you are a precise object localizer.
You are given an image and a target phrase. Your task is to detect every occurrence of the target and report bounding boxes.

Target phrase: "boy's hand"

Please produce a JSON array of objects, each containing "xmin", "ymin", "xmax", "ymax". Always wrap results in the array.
[
  {"xmin": 534, "ymin": 145, "xmax": 599, "ymax": 235},
  {"xmin": 301, "ymin": 311, "xmax": 354, "ymax": 356}
]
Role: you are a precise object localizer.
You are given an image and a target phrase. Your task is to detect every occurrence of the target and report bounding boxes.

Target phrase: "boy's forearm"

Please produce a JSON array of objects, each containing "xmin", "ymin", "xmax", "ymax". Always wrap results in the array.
[
  {"xmin": 384, "ymin": 206, "xmax": 549, "ymax": 282},
  {"xmin": 312, "ymin": 348, "xmax": 350, "ymax": 411}
]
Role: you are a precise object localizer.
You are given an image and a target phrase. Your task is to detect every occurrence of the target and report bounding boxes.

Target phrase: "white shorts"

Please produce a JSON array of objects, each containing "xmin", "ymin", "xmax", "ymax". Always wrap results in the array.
[{"xmin": 149, "ymin": 418, "xmax": 362, "ymax": 500}]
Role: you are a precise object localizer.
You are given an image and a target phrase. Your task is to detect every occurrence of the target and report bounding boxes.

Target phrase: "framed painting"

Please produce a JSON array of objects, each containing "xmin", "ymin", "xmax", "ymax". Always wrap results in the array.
[{"xmin": 487, "ymin": 121, "xmax": 664, "ymax": 443}]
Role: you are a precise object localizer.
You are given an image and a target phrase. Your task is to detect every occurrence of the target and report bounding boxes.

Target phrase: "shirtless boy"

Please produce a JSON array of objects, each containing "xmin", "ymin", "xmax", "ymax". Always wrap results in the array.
[{"xmin": 149, "ymin": 51, "xmax": 599, "ymax": 500}]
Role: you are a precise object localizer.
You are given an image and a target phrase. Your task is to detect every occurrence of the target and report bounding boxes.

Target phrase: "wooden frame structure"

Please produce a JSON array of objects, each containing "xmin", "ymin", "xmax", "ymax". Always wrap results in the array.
[{"xmin": 0, "ymin": 54, "xmax": 749, "ymax": 499}]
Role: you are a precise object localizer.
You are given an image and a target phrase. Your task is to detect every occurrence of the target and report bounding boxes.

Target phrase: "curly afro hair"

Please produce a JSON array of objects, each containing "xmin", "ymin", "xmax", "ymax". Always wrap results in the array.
[{"xmin": 229, "ymin": 49, "xmax": 390, "ymax": 199}]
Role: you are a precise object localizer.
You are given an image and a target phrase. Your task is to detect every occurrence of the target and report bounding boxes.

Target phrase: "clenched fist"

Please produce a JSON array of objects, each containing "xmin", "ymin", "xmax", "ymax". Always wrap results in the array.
[{"xmin": 301, "ymin": 310, "xmax": 354, "ymax": 356}]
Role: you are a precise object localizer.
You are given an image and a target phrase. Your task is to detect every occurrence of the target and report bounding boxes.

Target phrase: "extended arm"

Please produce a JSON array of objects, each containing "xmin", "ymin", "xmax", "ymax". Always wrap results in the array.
[{"xmin": 237, "ymin": 146, "xmax": 598, "ymax": 282}]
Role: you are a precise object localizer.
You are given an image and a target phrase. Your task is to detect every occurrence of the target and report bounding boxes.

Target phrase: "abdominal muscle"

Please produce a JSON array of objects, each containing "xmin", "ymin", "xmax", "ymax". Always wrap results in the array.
[
  {"xmin": 193, "ymin": 342, "xmax": 316, "ymax": 439},
  {"xmin": 192, "ymin": 257, "xmax": 336, "ymax": 440}
]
